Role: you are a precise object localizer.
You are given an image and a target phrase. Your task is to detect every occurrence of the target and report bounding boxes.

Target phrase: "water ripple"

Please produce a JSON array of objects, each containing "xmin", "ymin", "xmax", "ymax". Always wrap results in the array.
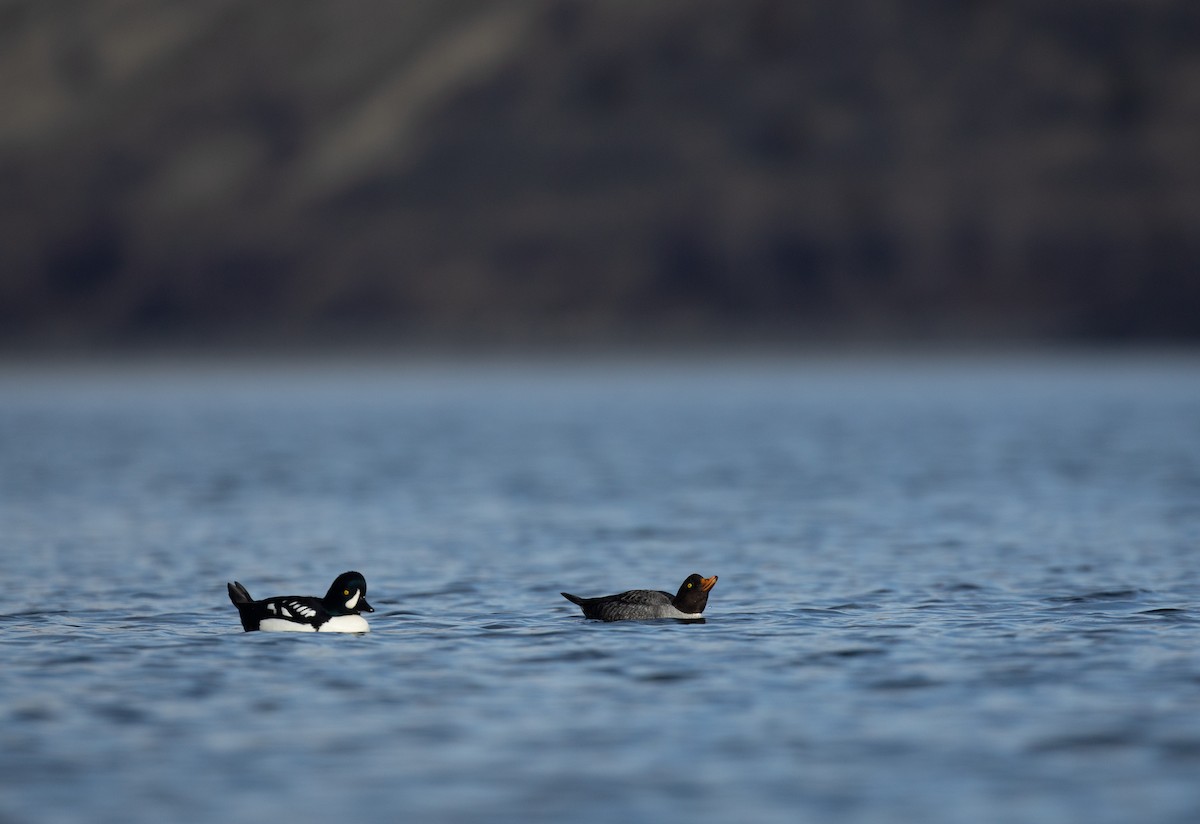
[{"xmin": 2, "ymin": 356, "xmax": 1199, "ymax": 824}]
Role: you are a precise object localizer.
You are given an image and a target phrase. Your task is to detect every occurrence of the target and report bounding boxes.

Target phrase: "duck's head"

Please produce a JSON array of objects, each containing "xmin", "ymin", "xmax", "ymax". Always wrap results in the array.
[
  {"xmin": 674, "ymin": 573, "xmax": 718, "ymax": 612},
  {"xmin": 324, "ymin": 571, "xmax": 374, "ymax": 615}
]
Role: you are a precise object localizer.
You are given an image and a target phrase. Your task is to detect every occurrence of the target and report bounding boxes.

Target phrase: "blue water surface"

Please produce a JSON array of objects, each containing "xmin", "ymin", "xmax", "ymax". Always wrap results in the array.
[{"xmin": 1, "ymin": 353, "xmax": 1198, "ymax": 824}]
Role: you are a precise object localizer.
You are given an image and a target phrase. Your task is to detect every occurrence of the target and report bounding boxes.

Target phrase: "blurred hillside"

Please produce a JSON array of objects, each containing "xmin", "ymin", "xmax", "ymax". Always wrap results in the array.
[{"xmin": 2, "ymin": 0, "xmax": 1199, "ymax": 348}]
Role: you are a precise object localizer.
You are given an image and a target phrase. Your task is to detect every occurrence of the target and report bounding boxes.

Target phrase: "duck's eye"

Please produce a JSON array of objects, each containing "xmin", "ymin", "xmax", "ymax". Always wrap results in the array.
[
  {"xmin": 343, "ymin": 589, "xmax": 350, "ymax": 595},
  {"xmin": 687, "ymin": 582, "xmax": 693, "ymax": 588}
]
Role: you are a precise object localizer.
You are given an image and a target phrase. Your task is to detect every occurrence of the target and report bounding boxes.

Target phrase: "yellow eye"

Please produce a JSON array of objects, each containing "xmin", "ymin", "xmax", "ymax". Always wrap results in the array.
[
  {"xmin": 343, "ymin": 589, "xmax": 350, "ymax": 595},
  {"xmin": 687, "ymin": 582, "xmax": 693, "ymax": 588}
]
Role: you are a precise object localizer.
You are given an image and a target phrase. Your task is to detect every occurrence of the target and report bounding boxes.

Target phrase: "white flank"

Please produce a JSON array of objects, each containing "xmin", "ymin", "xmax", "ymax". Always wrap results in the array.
[
  {"xmin": 320, "ymin": 614, "xmax": 370, "ymax": 633},
  {"xmin": 259, "ymin": 618, "xmax": 316, "ymax": 632}
]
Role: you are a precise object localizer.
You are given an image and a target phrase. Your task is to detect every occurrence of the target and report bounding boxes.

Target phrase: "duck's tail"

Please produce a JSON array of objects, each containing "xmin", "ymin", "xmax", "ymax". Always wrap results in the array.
[
  {"xmin": 561, "ymin": 592, "xmax": 585, "ymax": 606},
  {"xmin": 227, "ymin": 581, "xmax": 253, "ymax": 605}
]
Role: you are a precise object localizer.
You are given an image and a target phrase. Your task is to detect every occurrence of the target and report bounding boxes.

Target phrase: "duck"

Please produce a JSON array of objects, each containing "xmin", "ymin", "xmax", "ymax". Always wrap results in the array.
[
  {"xmin": 561, "ymin": 573, "xmax": 717, "ymax": 621},
  {"xmin": 227, "ymin": 571, "xmax": 374, "ymax": 633}
]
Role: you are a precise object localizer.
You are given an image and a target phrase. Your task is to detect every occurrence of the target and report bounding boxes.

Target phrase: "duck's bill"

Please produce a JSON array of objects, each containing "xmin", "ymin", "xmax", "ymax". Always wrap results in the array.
[
  {"xmin": 360, "ymin": 599, "xmax": 375, "ymax": 613},
  {"xmin": 700, "ymin": 576, "xmax": 718, "ymax": 592}
]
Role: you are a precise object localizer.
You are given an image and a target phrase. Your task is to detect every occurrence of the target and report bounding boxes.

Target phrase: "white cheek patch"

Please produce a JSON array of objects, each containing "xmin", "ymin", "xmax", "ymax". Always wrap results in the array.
[{"xmin": 345, "ymin": 590, "xmax": 361, "ymax": 610}]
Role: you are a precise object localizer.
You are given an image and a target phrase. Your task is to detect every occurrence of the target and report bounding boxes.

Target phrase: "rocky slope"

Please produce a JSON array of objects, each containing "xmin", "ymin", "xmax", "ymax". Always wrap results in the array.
[{"xmin": 2, "ymin": 0, "xmax": 1198, "ymax": 346}]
